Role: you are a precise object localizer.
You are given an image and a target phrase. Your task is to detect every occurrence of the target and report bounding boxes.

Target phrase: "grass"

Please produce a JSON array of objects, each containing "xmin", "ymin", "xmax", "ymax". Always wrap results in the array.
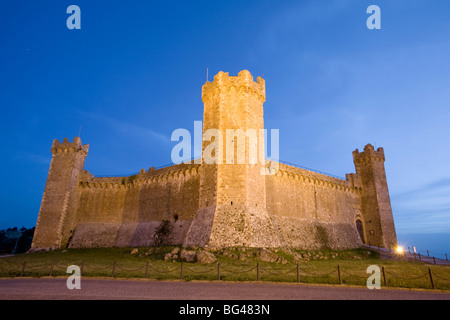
[{"xmin": 0, "ymin": 246, "xmax": 449, "ymax": 291}]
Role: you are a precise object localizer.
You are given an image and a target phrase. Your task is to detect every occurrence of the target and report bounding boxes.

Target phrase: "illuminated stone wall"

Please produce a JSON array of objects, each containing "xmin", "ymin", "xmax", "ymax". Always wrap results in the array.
[{"xmin": 32, "ymin": 71, "xmax": 397, "ymax": 250}]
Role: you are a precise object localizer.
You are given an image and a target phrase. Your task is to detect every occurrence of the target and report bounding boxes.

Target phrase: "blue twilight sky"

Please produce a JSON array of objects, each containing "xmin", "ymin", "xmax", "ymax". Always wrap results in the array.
[{"xmin": 1, "ymin": 0, "xmax": 449, "ymax": 255}]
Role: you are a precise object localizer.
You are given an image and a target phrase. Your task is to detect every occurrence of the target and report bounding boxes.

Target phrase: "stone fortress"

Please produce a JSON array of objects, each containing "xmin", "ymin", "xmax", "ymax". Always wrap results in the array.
[{"xmin": 31, "ymin": 70, "xmax": 397, "ymax": 251}]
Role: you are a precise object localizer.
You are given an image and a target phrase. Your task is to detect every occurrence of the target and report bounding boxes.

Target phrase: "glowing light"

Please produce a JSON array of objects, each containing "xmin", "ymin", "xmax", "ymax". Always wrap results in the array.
[{"xmin": 396, "ymin": 246, "xmax": 404, "ymax": 254}]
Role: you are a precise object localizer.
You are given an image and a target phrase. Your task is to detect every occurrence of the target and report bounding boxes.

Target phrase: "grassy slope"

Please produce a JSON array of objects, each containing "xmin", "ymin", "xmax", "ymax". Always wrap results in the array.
[{"xmin": 0, "ymin": 247, "xmax": 449, "ymax": 291}]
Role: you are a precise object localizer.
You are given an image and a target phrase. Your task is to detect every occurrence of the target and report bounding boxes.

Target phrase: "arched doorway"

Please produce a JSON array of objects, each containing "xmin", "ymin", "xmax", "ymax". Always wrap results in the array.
[{"xmin": 356, "ymin": 219, "xmax": 365, "ymax": 244}]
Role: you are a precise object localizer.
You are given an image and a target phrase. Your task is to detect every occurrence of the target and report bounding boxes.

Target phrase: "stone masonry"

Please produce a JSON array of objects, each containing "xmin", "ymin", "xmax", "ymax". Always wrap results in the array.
[{"xmin": 31, "ymin": 70, "xmax": 398, "ymax": 250}]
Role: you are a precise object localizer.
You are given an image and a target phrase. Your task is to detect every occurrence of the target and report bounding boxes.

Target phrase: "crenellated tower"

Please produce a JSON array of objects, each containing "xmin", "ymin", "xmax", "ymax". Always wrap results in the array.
[
  {"xmin": 353, "ymin": 144, "xmax": 397, "ymax": 249},
  {"xmin": 184, "ymin": 70, "xmax": 280, "ymax": 248},
  {"xmin": 31, "ymin": 70, "xmax": 398, "ymax": 252},
  {"xmin": 31, "ymin": 137, "xmax": 89, "ymax": 249},
  {"xmin": 200, "ymin": 70, "xmax": 267, "ymax": 207}
]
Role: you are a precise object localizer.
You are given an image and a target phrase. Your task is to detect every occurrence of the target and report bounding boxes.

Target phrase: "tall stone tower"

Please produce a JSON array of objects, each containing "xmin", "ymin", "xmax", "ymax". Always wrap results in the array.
[
  {"xmin": 184, "ymin": 70, "xmax": 280, "ymax": 248},
  {"xmin": 30, "ymin": 69, "xmax": 398, "ymax": 251},
  {"xmin": 353, "ymin": 144, "xmax": 397, "ymax": 249},
  {"xmin": 31, "ymin": 137, "xmax": 89, "ymax": 249}
]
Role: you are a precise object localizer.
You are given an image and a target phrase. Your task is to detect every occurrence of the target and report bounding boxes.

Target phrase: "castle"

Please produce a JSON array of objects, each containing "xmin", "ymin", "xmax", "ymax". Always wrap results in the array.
[{"xmin": 31, "ymin": 70, "xmax": 398, "ymax": 250}]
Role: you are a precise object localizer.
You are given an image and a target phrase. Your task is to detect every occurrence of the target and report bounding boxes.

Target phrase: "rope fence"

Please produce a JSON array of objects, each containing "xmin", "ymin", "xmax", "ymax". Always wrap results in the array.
[
  {"xmin": 384, "ymin": 270, "xmax": 428, "ymax": 281},
  {"xmin": 297, "ymin": 266, "xmax": 338, "ymax": 277},
  {"xmin": 145, "ymin": 263, "xmax": 180, "ymax": 274},
  {"xmin": 1, "ymin": 260, "xmax": 449, "ymax": 290},
  {"xmin": 220, "ymin": 264, "xmax": 257, "ymax": 275},
  {"xmin": 261, "ymin": 266, "xmax": 298, "ymax": 276},
  {"xmin": 340, "ymin": 269, "xmax": 368, "ymax": 279}
]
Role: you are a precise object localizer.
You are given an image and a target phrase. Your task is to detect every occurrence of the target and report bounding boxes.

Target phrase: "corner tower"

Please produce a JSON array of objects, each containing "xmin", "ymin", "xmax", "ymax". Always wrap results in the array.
[
  {"xmin": 184, "ymin": 70, "xmax": 280, "ymax": 248},
  {"xmin": 32, "ymin": 137, "xmax": 89, "ymax": 249},
  {"xmin": 353, "ymin": 144, "xmax": 397, "ymax": 249}
]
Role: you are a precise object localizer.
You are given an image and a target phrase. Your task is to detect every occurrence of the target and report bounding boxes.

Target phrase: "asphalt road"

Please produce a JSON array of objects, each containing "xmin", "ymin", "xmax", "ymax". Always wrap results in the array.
[{"xmin": 0, "ymin": 278, "xmax": 449, "ymax": 300}]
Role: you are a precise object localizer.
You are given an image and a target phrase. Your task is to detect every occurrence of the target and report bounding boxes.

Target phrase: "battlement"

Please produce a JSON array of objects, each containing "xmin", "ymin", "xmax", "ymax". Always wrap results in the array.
[
  {"xmin": 352, "ymin": 144, "xmax": 385, "ymax": 163},
  {"xmin": 32, "ymin": 69, "xmax": 397, "ymax": 251},
  {"xmin": 351, "ymin": 143, "xmax": 396, "ymax": 248},
  {"xmin": 79, "ymin": 163, "xmax": 201, "ymax": 189},
  {"xmin": 202, "ymin": 70, "xmax": 265, "ymax": 103},
  {"xmin": 273, "ymin": 163, "xmax": 362, "ymax": 193},
  {"xmin": 51, "ymin": 137, "xmax": 89, "ymax": 155}
]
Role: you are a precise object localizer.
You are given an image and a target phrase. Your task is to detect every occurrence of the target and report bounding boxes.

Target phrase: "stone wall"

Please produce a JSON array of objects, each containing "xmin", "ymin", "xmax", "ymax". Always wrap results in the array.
[
  {"xmin": 67, "ymin": 164, "xmax": 200, "ymax": 248},
  {"xmin": 266, "ymin": 163, "xmax": 363, "ymax": 249},
  {"xmin": 32, "ymin": 70, "xmax": 397, "ymax": 251}
]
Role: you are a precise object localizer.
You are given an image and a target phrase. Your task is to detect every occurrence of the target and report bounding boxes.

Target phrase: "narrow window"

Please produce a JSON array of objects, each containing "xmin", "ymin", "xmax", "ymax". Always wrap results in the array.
[{"xmin": 356, "ymin": 219, "xmax": 365, "ymax": 244}]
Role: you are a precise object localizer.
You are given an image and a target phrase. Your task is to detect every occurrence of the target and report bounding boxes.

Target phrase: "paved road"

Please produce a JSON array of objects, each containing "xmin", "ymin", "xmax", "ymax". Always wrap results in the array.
[{"xmin": 0, "ymin": 278, "xmax": 449, "ymax": 300}]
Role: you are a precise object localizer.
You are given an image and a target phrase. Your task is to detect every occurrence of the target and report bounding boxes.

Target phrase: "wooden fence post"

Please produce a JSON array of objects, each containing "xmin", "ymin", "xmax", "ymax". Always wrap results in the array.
[
  {"xmin": 257, "ymin": 262, "xmax": 260, "ymax": 281},
  {"xmin": 49, "ymin": 261, "xmax": 54, "ymax": 277},
  {"xmin": 20, "ymin": 260, "xmax": 26, "ymax": 277},
  {"xmin": 297, "ymin": 264, "xmax": 300, "ymax": 283},
  {"xmin": 217, "ymin": 262, "xmax": 220, "ymax": 281},
  {"xmin": 337, "ymin": 265, "xmax": 342, "ymax": 284},
  {"xmin": 180, "ymin": 262, "xmax": 184, "ymax": 281},
  {"xmin": 428, "ymin": 268, "xmax": 435, "ymax": 290},
  {"xmin": 112, "ymin": 260, "xmax": 116, "ymax": 278}
]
